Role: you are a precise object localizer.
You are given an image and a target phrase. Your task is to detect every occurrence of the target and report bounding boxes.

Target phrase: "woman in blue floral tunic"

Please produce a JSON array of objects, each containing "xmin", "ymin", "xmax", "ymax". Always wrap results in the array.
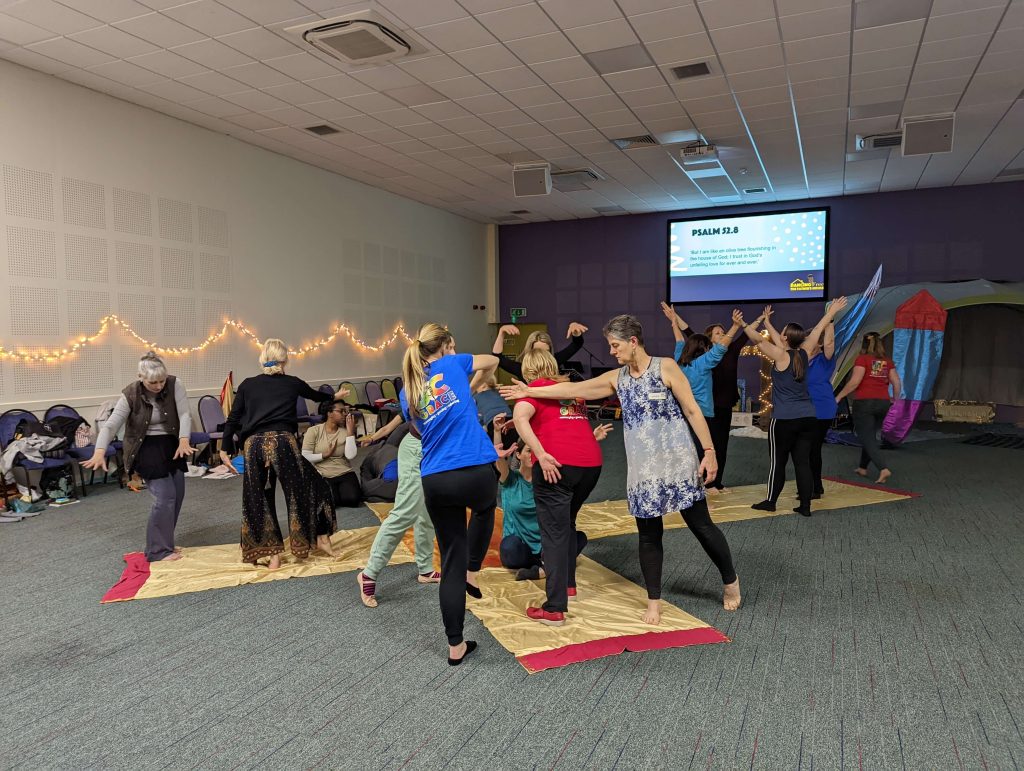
[{"xmin": 502, "ymin": 315, "xmax": 740, "ymax": 623}]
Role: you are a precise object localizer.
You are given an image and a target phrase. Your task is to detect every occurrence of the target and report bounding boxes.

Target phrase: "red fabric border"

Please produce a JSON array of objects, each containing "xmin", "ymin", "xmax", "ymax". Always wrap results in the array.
[
  {"xmin": 823, "ymin": 475, "xmax": 921, "ymax": 498},
  {"xmin": 516, "ymin": 626, "xmax": 729, "ymax": 673},
  {"xmin": 101, "ymin": 552, "xmax": 151, "ymax": 603}
]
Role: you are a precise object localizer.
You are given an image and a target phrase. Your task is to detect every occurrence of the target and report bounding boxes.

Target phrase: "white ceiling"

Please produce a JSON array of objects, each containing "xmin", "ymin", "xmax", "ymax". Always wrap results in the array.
[{"xmin": 2, "ymin": 0, "xmax": 1023, "ymax": 224}]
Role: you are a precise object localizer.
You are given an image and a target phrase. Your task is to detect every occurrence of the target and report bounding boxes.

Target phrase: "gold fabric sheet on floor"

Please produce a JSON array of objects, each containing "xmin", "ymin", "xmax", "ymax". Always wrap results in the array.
[
  {"xmin": 472, "ymin": 555, "xmax": 721, "ymax": 659},
  {"xmin": 132, "ymin": 527, "xmax": 414, "ymax": 600}
]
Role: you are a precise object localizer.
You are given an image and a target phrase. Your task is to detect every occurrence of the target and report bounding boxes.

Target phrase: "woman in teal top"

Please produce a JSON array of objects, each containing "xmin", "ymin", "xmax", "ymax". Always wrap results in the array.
[{"xmin": 667, "ymin": 308, "xmax": 744, "ymax": 420}]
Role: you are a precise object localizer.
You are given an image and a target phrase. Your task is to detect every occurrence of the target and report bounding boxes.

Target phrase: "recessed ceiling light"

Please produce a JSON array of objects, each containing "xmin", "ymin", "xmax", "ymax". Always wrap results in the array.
[
  {"xmin": 853, "ymin": 0, "xmax": 930, "ymax": 30},
  {"xmin": 583, "ymin": 44, "xmax": 654, "ymax": 75},
  {"xmin": 305, "ymin": 124, "xmax": 340, "ymax": 136}
]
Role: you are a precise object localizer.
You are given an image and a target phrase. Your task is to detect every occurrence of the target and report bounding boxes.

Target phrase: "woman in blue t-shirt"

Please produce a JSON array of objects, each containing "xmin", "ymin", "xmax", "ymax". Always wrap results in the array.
[{"xmin": 401, "ymin": 323, "xmax": 500, "ymax": 666}]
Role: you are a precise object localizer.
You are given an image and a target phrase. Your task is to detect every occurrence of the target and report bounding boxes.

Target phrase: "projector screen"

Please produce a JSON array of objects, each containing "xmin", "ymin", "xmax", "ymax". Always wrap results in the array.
[{"xmin": 667, "ymin": 207, "xmax": 829, "ymax": 305}]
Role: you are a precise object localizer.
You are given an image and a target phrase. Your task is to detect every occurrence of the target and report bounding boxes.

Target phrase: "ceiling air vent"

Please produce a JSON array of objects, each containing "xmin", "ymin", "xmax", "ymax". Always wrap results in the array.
[
  {"xmin": 856, "ymin": 131, "xmax": 903, "ymax": 150},
  {"xmin": 611, "ymin": 134, "xmax": 658, "ymax": 150},
  {"xmin": 743, "ymin": 187, "xmax": 767, "ymax": 194},
  {"xmin": 305, "ymin": 124, "xmax": 340, "ymax": 136},
  {"xmin": 289, "ymin": 14, "xmax": 412, "ymax": 65},
  {"xmin": 510, "ymin": 209, "xmax": 530, "ymax": 214},
  {"xmin": 671, "ymin": 62, "xmax": 712, "ymax": 80},
  {"xmin": 551, "ymin": 167, "xmax": 605, "ymax": 192},
  {"xmin": 995, "ymin": 167, "xmax": 1024, "ymax": 180},
  {"xmin": 593, "ymin": 205, "xmax": 626, "ymax": 214},
  {"xmin": 494, "ymin": 215, "xmax": 525, "ymax": 223}
]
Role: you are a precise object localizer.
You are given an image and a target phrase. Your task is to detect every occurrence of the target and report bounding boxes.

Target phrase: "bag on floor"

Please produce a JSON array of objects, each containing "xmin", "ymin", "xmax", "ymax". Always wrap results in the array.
[{"xmin": 40, "ymin": 466, "xmax": 76, "ymax": 501}]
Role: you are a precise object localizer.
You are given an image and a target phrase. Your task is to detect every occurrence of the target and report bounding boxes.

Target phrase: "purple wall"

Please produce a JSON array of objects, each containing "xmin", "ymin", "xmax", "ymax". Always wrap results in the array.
[{"xmin": 498, "ymin": 182, "xmax": 1024, "ymax": 376}]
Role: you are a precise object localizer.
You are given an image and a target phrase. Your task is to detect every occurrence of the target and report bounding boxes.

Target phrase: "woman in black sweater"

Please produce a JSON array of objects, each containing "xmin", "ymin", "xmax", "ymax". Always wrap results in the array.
[
  {"xmin": 220, "ymin": 338, "xmax": 348, "ymax": 569},
  {"xmin": 490, "ymin": 322, "xmax": 588, "ymax": 380}
]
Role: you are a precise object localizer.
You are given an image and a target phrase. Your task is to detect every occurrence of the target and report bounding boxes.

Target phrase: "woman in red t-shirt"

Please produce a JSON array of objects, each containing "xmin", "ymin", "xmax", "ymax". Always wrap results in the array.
[
  {"xmin": 835, "ymin": 332, "xmax": 902, "ymax": 484},
  {"xmin": 512, "ymin": 349, "xmax": 610, "ymax": 627}
]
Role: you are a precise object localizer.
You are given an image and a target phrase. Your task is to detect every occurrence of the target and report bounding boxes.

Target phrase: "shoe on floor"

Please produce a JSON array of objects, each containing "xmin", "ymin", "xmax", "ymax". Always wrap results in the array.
[
  {"xmin": 526, "ymin": 606, "xmax": 565, "ymax": 626},
  {"xmin": 567, "ymin": 587, "xmax": 577, "ymax": 600},
  {"xmin": 417, "ymin": 571, "xmax": 441, "ymax": 584},
  {"xmin": 515, "ymin": 566, "xmax": 541, "ymax": 581},
  {"xmin": 751, "ymin": 500, "xmax": 776, "ymax": 512},
  {"xmin": 793, "ymin": 506, "xmax": 812, "ymax": 517}
]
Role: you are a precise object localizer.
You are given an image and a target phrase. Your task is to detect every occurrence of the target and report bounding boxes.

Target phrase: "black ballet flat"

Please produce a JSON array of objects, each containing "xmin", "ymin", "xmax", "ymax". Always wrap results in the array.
[
  {"xmin": 448, "ymin": 640, "xmax": 477, "ymax": 666},
  {"xmin": 793, "ymin": 506, "xmax": 812, "ymax": 517},
  {"xmin": 466, "ymin": 582, "xmax": 483, "ymax": 599}
]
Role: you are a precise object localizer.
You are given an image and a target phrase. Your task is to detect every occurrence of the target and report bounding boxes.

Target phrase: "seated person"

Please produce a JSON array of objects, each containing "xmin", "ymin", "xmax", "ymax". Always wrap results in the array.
[
  {"xmin": 496, "ymin": 437, "xmax": 588, "ymax": 581},
  {"xmin": 301, "ymin": 402, "xmax": 361, "ymax": 507},
  {"xmin": 359, "ymin": 422, "xmax": 410, "ymax": 502}
]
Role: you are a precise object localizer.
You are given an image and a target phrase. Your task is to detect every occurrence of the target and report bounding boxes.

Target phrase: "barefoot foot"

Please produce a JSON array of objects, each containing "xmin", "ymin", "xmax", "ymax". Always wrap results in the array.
[
  {"xmin": 268, "ymin": 554, "xmax": 281, "ymax": 570},
  {"xmin": 875, "ymin": 469, "xmax": 892, "ymax": 485},
  {"xmin": 723, "ymin": 578, "xmax": 741, "ymax": 611},
  {"xmin": 642, "ymin": 600, "xmax": 662, "ymax": 625},
  {"xmin": 160, "ymin": 552, "xmax": 183, "ymax": 561},
  {"xmin": 855, "ymin": 467, "xmax": 868, "ymax": 477},
  {"xmin": 316, "ymin": 535, "xmax": 337, "ymax": 557}
]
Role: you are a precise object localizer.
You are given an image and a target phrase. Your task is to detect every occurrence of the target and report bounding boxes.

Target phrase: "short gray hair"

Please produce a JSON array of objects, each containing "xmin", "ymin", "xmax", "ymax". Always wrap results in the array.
[
  {"xmin": 602, "ymin": 315, "xmax": 645, "ymax": 346},
  {"xmin": 137, "ymin": 351, "xmax": 167, "ymax": 382}
]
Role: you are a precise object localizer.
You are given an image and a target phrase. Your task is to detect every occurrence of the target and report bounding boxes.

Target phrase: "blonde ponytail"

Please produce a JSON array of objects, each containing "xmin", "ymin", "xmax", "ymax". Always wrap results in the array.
[{"xmin": 402, "ymin": 323, "xmax": 453, "ymax": 418}]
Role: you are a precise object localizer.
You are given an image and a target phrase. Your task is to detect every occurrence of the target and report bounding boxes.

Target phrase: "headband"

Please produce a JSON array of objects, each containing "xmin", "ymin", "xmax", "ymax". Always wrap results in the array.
[{"xmin": 262, "ymin": 361, "xmax": 280, "ymax": 368}]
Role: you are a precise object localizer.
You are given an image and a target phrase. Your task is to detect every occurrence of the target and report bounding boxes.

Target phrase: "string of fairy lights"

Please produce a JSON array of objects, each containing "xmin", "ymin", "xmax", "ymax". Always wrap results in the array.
[
  {"xmin": 0, "ymin": 315, "xmax": 414, "ymax": 365},
  {"xmin": 742, "ymin": 335, "xmax": 776, "ymax": 420}
]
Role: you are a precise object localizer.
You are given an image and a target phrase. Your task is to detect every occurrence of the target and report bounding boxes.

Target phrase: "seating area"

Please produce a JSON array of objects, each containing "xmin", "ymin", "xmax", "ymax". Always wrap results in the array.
[{"xmin": 1, "ymin": 377, "xmax": 405, "ymax": 505}]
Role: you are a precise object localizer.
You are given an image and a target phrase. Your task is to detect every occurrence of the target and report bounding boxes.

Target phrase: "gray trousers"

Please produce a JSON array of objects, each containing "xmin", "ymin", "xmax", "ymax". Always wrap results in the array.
[
  {"xmin": 145, "ymin": 470, "xmax": 184, "ymax": 562},
  {"xmin": 852, "ymin": 399, "xmax": 891, "ymax": 472}
]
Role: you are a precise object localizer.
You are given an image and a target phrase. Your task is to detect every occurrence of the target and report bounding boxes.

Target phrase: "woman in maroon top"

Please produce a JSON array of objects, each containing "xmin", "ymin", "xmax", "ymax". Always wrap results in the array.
[
  {"xmin": 512, "ymin": 349, "xmax": 609, "ymax": 627},
  {"xmin": 834, "ymin": 332, "xmax": 902, "ymax": 484},
  {"xmin": 661, "ymin": 303, "xmax": 747, "ymax": 490}
]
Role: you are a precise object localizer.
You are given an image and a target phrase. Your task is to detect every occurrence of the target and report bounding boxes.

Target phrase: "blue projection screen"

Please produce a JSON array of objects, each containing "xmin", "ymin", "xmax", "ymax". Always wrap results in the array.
[{"xmin": 667, "ymin": 207, "xmax": 830, "ymax": 304}]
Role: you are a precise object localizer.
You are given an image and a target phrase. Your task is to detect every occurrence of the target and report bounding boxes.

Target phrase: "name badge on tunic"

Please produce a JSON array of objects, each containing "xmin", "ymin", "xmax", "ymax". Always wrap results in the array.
[{"xmin": 649, "ymin": 391, "xmax": 667, "ymax": 401}]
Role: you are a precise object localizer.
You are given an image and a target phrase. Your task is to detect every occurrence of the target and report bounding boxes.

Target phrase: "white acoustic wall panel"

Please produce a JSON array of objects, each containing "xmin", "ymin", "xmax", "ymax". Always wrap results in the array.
[
  {"xmin": 163, "ymin": 295, "xmax": 197, "ymax": 338},
  {"xmin": 199, "ymin": 252, "xmax": 231, "ymax": 293},
  {"xmin": 68, "ymin": 343, "xmax": 114, "ymax": 393},
  {"xmin": 115, "ymin": 241, "xmax": 156, "ymax": 287},
  {"xmin": 158, "ymin": 198, "xmax": 192, "ymax": 243},
  {"xmin": 3, "ymin": 165, "xmax": 53, "ymax": 221},
  {"xmin": 197, "ymin": 206, "xmax": 228, "ymax": 249},
  {"xmin": 160, "ymin": 247, "xmax": 194, "ymax": 291},
  {"xmin": 65, "ymin": 234, "xmax": 109, "ymax": 283},
  {"xmin": 67, "ymin": 289, "xmax": 111, "ymax": 336},
  {"xmin": 7, "ymin": 225, "xmax": 56, "ymax": 278},
  {"xmin": 9, "ymin": 286, "xmax": 59, "ymax": 336},
  {"xmin": 62, "ymin": 177, "xmax": 105, "ymax": 229},
  {"xmin": 112, "ymin": 188, "xmax": 151, "ymax": 237}
]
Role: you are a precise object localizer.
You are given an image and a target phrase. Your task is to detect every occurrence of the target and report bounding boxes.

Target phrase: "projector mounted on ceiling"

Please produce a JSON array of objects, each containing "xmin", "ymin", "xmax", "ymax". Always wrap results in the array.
[
  {"xmin": 680, "ymin": 142, "xmax": 719, "ymax": 164},
  {"xmin": 287, "ymin": 11, "xmax": 414, "ymax": 65}
]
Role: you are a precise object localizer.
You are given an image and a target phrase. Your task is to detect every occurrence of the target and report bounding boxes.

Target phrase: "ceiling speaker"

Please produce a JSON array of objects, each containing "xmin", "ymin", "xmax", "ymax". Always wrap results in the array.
[
  {"xmin": 902, "ymin": 114, "xmax": 955, "ymax": 156},
  {"xmin": 513, "ymin": 163, "xmax": 552, "ymax": 197}
]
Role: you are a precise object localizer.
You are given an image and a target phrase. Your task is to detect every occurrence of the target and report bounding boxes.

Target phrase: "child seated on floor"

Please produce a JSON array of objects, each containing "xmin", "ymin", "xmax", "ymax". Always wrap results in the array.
[
  {"xmin": 494, "ymin": 421, "xmax": 611, "ymax": 581},
  {"xmin": 472, "ymin": 369, "xmax": 512, "ymax": 438}
]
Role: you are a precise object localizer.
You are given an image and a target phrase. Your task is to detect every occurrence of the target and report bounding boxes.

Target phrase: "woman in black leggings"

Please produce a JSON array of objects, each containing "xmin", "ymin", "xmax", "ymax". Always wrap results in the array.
[{"xmin": 401, "ymin": 323, "xmax": 500, "ymax": 665}]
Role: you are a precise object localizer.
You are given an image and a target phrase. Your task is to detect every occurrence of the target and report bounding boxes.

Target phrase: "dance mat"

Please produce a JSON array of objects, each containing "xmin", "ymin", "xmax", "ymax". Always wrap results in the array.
[
  {"xmin": 102, "ymin": 477, "xmax": 913, "ymax": 670},
  {"xmin": 471, "ymin": 556, "xmax": 727, "ymax": 673}
]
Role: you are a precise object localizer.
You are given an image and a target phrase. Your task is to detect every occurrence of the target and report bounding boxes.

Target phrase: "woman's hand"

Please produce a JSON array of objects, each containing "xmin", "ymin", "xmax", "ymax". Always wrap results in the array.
[
  {"xmin": 219, "ymin": 450, "xmax": 239, "ymax": 473},
  {"xmin": 660, "ymin": 301, "xmax": 675, "ymax": 321},
  {"xmin": 345, "ymin": 413, "xmax": 356, "ymax": 434},
  {"xmin": 498, "ymin": 379, "xmax": 530, "ymax": 401},
  {"xmin": 173, "ymin": 438, "xmax": 196, "ymax": 460},
  {"xmin": 827, "ymin": 296, "xmax": 848, "ymax": 316},
  {"xmin": 358, "ymin": 434, "xmax": 376, "ymax": 446},
  {"xmin": 762, "ymin": 305, "xmax": 773, "ymax": 321},
  {"xmin": 81, "ymin": 447, "xmax": 107, "ymax": 472},
  {"xmin": 731, "ymin": 309, "xmax": 745, "ymax": 326},
  {"xmin": 333, "ymin": 387, "xmax": 351, "ymax": 401},
  {"xmin": 498, "ymin": 324, "xmax": 520, "ymax": 337},
  {"xmin": 699, "ymin": 449, "xmax": 718, "ymax": 485},
  {"xmin": 566, "ymin": 322, "xmax": 588, "ymax": 338},
  {"xmin": 593, "ymin": 423, "xmax": 614, "ymax": 441},
  {"xmin": 495, "ymin": 443, "xmax": 516, "ymax": 459},
  {"xmin": 536, "ymin": 451, "xmax": 563, "ymax": 483},
  {"xmin": 323, "ymin": 438, "xmax": 337, "ymax": 458}
]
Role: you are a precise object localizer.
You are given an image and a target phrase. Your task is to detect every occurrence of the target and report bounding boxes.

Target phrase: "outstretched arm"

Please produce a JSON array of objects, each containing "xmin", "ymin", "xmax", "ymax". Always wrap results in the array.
[
  {"xmin": 500, "ymin": 369, "xmax": 617, "ymax": 402},
  {"xmin": 802, "ymin": 297, "xmax": 848, "ymax": 354},
  {"xmin": 822, "ymin": 318, "xmax": 836, "ymax": 359},
  {"xmin": 491, "ymin": 324, "xmax": 519, "ymax": 356},
  {"xmin": 761, "ymin": 306, "xmax": 784, "ymax": 347},
  {"xmin": 741, "ymin": 313, "xmax": 789, "ymax": 368}
]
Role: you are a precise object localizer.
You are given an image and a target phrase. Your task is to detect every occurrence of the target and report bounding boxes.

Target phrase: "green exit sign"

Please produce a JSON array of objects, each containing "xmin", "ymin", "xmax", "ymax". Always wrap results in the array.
[{"xmin": 510, "ymin": 307, "xmax": 527, "ymax": 318}]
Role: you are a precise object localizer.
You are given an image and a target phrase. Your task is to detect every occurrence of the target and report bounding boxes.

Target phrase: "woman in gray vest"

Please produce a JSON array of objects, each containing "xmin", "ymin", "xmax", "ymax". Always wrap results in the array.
[{"xmin": 83, "ymin": 352, "xmax": 195, "ymax": 561}]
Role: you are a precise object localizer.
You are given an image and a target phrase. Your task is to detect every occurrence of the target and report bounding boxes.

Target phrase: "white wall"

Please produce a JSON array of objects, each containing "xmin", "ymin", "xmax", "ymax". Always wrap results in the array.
[{"xmin": 0, "ymin": 60, "xmax": 491, "ymax": 417}]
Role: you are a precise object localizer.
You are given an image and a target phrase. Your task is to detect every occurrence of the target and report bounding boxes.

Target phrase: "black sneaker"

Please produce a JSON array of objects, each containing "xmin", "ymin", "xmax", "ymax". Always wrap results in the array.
[
  {"xmin": 516, "ymin": 566, "xmax": 541, "ymax": 581},
  {"xmin": 751, "ymin": 500, "xmax": 776, "ymax": 512}
]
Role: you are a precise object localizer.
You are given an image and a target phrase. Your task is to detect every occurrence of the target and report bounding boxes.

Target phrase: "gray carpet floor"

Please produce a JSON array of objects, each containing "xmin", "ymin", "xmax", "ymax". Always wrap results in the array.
[{"xmin": 1, "ymin": 425, "xmax": 1022, "ymax": 770}]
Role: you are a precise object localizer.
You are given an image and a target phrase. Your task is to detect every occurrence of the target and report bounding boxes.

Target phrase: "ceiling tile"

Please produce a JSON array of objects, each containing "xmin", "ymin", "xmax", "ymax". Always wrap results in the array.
[
  {"xmin": 418, "ymin": 17, "xmax": 497, "ymax": 52},
  {"xmin": 478, "ymin": 65, "xmax": 544, "ymax": 91},
  {"xmin": 718, "ymin": 43, "xmax": 785, "ymax": 73},
  {"xmin": 27, "ymin": 37, "xmax": 115, "ymax": 68},
  {"xmin": 604, "ymin": 66, "xmax": 666, "ymax": 92},
  {"xmin": 261, "ymin": 106, "xmax": 321, "ymax": 126},
  {"xmin": 671, "ymin": 74, "xmax": 731, "ymax": 99},
  {"xmin": 263, "ymin": 80, "xmax": 329, "ymax": 105},
  {"xmin": 177, "ymin": 69, "xmax": 248, "ymax": 95},
  {"xmin": 304, "ymin": 72, "xmax": 374, "ymax": 98},
  {"xmin": 456, "ymin": 91, "xmax": 514, "ymax": 113},
  {"xmin": 851, "ymin": 44, "xmax": 916, "ymax": 73},
  {"xmin": 459, "ymin": 0, "xmax": 535, "ymax": 12},
  {"xmin": 432, "ymin": 75, "xmax": 494, "ymax": 100},
  {"xmin": 187, "ymin": 94, "xmax": 245, "ymax": 117},
  {"xmin": 564, "ymin": 19, "xmax": 639, "ymax": 54},
  {"xmin": 698, "ymin": 0, "xmax": 777, "ymax": 29},
  {"xmin": 263, "ymin": 52, "xmax": 339, "ymax": 81},
  {"xmin": 852, "ymin": 19, "xmax": 925, "ymax": 54},
  {"xmin": 912, "ymin": 56, "xmax": 982, "ymax": 83},
  {"xmin": 5, "ymin": 0, "xmax": 102, "ymax": 35},
  {"xmin": 413, "ymin": 100, "xmax": 472, "ymax": 121},
  {"xmin": 303, "ymin": 99, "xmax": 361, "ymax": 121},
  {"xmin": 849, "ymin": 84, "xmax": 906, "ymax": 106},
  {"xmin": 630, "ymin": 6, "xmax": 703, "ymax": 43},
  {"xmin": 217, "ymin": 0, "xmax": 311, "ymax": 25},
  {"xmin": 379, "ymin": 0, "xmax": 468, "ymax": 28},
  {"xmin": 87, "ymin": 58, "xmax": 163, "ymax": 86},
  {"xmin": 709, "ymin": 18, "xmax": 780, "ymax": 53},
  {"xmin": 162, "ymin": 1, "xmax": 255, "ymax": 37},
  {"xmin": 729, "ymin": 66, "xmax": 789, "ymax": 90},
  {"xmin": 505, "ymin": 31, "xmax": 577, "ymax": 64},
  {"xmin": 344, "ymin": 91, "xmax": 406, "ymax": 113},
  {"xmin": 398, "ymin": 54, "xmax": 470, "ymax": 82},
  {"xmin": 0, "ymin": 46, "xmax": 69, "ymax": 74},
  {"xmin": 449, "ymin": 43, "xmax": 521, "ymax": 73},
  {"xmin": 225, "ymin": 112, "xmax": 284, "ymax": 130},
  {"xmin": 350, "ymin": 64, "xmax": 420, "ymax": 91},
  {"xmin": 905, "ymin": 75, "xmax": 970, "ymax": 100},
  {"xmin": 217, "ymin": 26, "xmax": 300, "ymax": 59},
  {"xmin": 850, "ymin": 65, "xmax": 912, "ymax": 91},
  {"xmin": 571, "ymin": 93, "xmax": 628, "ymax": 114},
  {"xmin": 0, "ymin": 14, "xmax": 59, "ymax": 46},
  {"xmin": 530, "ymin": 56, "xmax": 597, "ymax": 83},
  {"xmin": 776, "ymin": 0, "xmax": 850, "ymax": 14},
  {"xmin": 113, "ymin": 13, "xmax": 206, "ymax": 48},
  {"xmin": 779, "ymin": 6, "xmax": 851, "ymax": 42},
  {"xmin": 477, "ymin": 4, "xmax": 557, "ymax": 40},
  {"xmin": 783, "ymin": 31, "xmax": 849, "ymax": 63},
  {"xmin": 384, "ymin": 84, "xmax": 447, "ymax": 107},
  {"xmin": 58, "ymin": 0, "xmax": 152, "ymax": 24},
  {"xmin": 644, "ymin": 34, "xmax": 716, "ymax": 66},
  {"xmin": 502, "ymin": 84, "xmax": 562, "ymax": 108},
  {"xmin": 540, "ymin": 0, "xmax": 623, "ymax": 28},
  {"xmin": 923, "ymin": 7, "xmax": 1006, "ymax": 43},
  {"xmin": 130, "ymin": 48, "xmax": 208, "ymax": 78},
  {"xmin": 171, "ymin": 37, "xmax": 253, "ymax": 69},
  {"xmin": 221, "ymin": 88, "xmax": 290, "ymax": 111},
  {"xmin": 138, "ymin": 78, "xmax": 210, "ymax": 102},
  {"xmin": 68, "ymin": 24, "xmax": 161, "ymax": 58},
  {"xmin": 550, "ymin": 76, "xmax": 614, "ymax": 100}
]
